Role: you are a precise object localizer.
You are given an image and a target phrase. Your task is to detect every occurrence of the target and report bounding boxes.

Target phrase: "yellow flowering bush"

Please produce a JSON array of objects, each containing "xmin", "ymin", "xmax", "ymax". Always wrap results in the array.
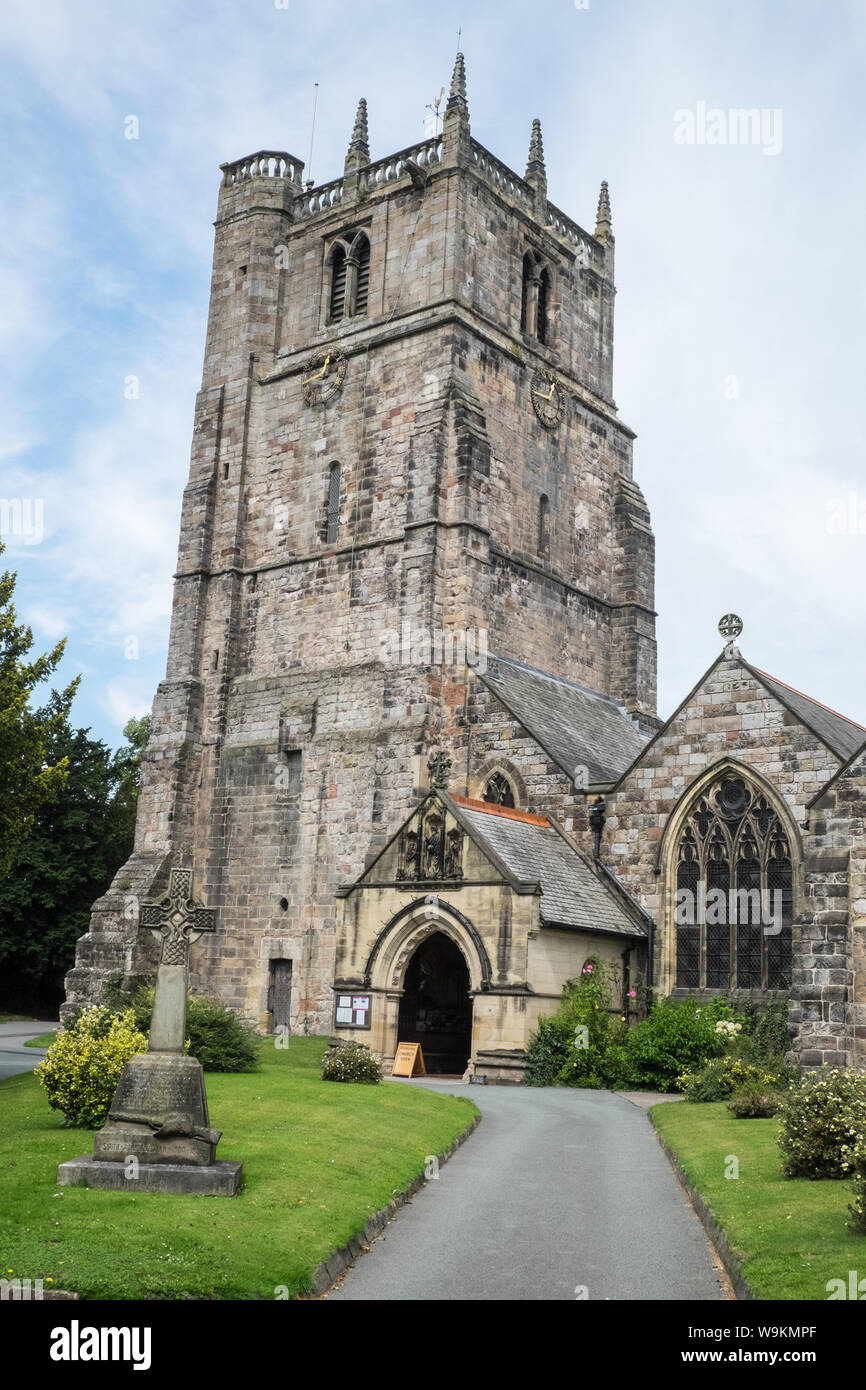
[
  {"xmin": 678, "ymin": 1056, "xmax": 786, "ymax": 1103},
  {"xmin": 35, "ymin": 1006, "xmax": 147, "ymax": 1128}
]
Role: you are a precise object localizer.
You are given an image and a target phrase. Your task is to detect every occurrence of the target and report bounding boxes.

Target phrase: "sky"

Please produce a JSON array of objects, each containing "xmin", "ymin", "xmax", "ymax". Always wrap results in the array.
[{"xmin": 1, "ymin": 0, "xmax": 864, "ymax": 750}]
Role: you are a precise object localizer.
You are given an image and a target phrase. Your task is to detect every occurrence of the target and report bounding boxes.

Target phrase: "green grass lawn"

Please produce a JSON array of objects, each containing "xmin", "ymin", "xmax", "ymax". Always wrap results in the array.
[
  {"xmin": 652, "ymin": 1100, "xmax": 865, "ymax": 1300},
  {"xmin": 0, "ymin": 1037, "xmax": 478, "ymax": 1299},
  {"xmin": 23, "ymin": 1032, "xmax": 57, "ymax": 1049}
]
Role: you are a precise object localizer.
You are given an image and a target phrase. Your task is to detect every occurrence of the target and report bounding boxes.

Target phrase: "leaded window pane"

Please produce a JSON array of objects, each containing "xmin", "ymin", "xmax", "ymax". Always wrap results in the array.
[{"xmin": 673, "ymin": 775, "xmax": 794, "ymax": 994}]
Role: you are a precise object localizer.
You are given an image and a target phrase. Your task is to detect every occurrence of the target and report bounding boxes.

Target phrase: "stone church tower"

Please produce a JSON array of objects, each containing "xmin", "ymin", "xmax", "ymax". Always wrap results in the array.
[{"xmin": 64, "ymin": 55, "xmax": 657, "ymax": 1039}]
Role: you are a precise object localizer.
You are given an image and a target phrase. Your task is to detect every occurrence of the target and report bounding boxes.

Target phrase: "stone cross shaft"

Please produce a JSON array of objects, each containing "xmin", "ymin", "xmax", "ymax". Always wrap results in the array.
[{"xmin": 140, "ymin": 868, "xmax": 215, "ymax": 1054}]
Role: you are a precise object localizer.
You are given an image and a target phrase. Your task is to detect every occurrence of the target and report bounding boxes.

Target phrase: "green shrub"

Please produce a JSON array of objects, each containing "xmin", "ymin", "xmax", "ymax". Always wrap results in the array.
[
  {"xmin": 35, "ymin": 1006, "xmax": 147, "ymax": 1128},
  {"xmin": 524, "ymin": 1014, "xmax": 574, "ymax": 1086},
  {"xmin": 525, "ymin": 962, "xmax": 625, "ymax": 1089},
  {"xmin": 778, "ymin": 1068, "xmax": 866, "ymax": 1179},
  {"xmin": 727, "ymin": 1086, "xmax": 781, "ymax": 1119},
  {"xmin": 321, "ymin": 1041, "xmax": 381, "ymax": 1084},
  {"xmin": 621, "ymin": 996, "xmax": 739, "ymax": 1092},
  {"xmin": 106, "ymin": 983, "xmax": 259, "ymax": 1073},
  {"xmin": 679, "ymin": 1056, "xmax": 791, "ymax": 1103},
  {"xmin": 753, "ymin": 999, "xmax": 791, "ymax": 1062}
]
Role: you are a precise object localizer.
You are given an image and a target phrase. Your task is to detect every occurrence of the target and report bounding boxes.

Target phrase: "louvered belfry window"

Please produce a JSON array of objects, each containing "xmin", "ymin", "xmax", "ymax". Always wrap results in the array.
[
  {"xmin": 520, "ymin": 252, "xmax": 532, "ymax": 332},
  {"xmin": 674, "ymin": 775, "xmax": 793, "ymax": 991},
  {"xmin": 326, "ymin": 463, "xmax": 341, "ymax": 543},
  {"xmin": 354, "ymin": 236, "xmax": 370, "ymax": 316},
  {"xmin": 329, "ymin": 245, "xmax": 347, "ymax": 321},
  {"xmin": 537, "ymin": 268, "xmax": 549, "ymax": 345}
]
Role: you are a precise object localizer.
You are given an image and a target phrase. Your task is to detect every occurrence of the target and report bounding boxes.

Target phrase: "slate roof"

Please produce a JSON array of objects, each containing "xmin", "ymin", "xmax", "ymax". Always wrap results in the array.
[
  {"xmin": 450, "ymin": 796, "xmax": 646, "ymax": 938},
  {"xmin": 478, "ymin": 654, "xmax": 648, "ymax": 786},
  {"xmin": 748, "ymin": 665, "xmax": 866, "ymax": 762}
]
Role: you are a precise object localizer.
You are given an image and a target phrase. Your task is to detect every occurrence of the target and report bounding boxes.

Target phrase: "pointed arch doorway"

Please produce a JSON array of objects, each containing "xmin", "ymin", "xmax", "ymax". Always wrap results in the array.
[{"xmin": 397, "ymin": 931, "xmax": 472, "ymax": 1075}]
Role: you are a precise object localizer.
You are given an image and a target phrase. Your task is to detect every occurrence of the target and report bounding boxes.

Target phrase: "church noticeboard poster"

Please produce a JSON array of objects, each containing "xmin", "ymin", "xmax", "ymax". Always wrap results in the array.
[
  {"xmin": 335, "ymin": 995, "xmax": 371, "ymax": 1029},
  {"xmin": 391, "ymin": 1042, "xmax": 426, "ymax": 1077}
]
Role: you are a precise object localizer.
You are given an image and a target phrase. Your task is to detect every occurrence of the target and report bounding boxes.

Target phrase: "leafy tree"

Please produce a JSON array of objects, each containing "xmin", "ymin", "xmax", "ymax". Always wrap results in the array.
[
  {"xmin": 0, "ymin": 541, "xmax": 77, "ymax": 875},
  {"xmin": 0, "ymin": 713, "xmax": 145, "ymax": 1012},
  {"xmin": 109, "ymin": 714, "xmax": 151, "ymax": 850}
]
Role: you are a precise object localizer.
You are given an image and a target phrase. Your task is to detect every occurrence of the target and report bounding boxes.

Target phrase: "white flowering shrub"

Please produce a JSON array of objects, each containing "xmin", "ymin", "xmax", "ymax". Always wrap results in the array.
[
  {"xmin": 714, "ymin": 1020, "xmax": 742, "ymax": 1038},
  {"xmin": 838, "ymin": 1132, "xmax": 866, "ymax": 1235},
  {"xmin": 778, "ymin": 1068, "xmax": 866, "ymax": 1179},
  {"xmin": 321, "ymin": 1040, "xmax": 381, "ymax": 1085}
]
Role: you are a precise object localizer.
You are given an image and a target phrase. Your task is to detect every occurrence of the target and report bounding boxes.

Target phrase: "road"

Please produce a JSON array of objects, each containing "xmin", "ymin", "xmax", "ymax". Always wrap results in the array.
[
  {"xmin": 0, "ymin": 1020, "xmax": 56, "ymax": 1082},
  {"xmin": 328, "ymin": 1080, "xmax": 727, "ymax": 1302}
]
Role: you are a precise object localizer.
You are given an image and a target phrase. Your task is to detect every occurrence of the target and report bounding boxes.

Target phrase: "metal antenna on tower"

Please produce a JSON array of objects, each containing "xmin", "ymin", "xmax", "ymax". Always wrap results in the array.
[
  {"xmin": 425, "ymin": 86, "xmax": 445, "ymax": 136},
  {"xmin": 305, "ymin": 82, "xmax": 319, "ymax": 190}
]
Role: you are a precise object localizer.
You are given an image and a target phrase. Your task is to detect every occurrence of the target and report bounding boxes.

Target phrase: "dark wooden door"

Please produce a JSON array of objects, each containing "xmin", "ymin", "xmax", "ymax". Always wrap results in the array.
[{"xmin": 270, "ymin": 959, "xmax": 293, "ymax": 1034}]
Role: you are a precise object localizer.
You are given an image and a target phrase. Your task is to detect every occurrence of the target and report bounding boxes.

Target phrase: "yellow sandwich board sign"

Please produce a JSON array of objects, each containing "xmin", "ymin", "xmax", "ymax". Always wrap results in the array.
[{"xmin": 391, "ymin": 1042, "xmax": 426, "ymax": 1077}]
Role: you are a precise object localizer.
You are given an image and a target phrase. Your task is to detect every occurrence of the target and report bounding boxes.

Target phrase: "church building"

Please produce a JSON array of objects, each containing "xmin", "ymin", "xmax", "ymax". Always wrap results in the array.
[{"xmin": 64, "ymin": 57, "xmax": 866, "ymax": 1081}]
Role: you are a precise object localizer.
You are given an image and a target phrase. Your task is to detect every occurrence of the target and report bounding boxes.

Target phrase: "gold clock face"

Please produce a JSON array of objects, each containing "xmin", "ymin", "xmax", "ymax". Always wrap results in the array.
[
  {"xmin": 302, "ymin": 348, "xmax": 347, "ymax": 405},
  {"xmin": 530, "ymin": 367, "xmax": 564, "ymax": 429}
]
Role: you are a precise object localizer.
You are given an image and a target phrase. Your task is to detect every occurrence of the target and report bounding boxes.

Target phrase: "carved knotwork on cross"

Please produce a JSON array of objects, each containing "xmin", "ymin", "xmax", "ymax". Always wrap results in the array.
[
  {"xmin": 141, "ymin": 869, "xmax": 216, "ymax": 967},
  {"xmin": 427, "ymin": 751, "xmax": 452, "ymax": 790}
]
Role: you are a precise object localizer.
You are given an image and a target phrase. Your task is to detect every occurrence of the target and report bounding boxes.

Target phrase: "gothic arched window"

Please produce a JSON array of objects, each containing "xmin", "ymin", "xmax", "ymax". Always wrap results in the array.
[
  {"xmin": 326, "ymin": 462, "xmax": 341, "ymax": 543},
  {"xmin": 329, "ymin": 244, "xmax": 347, "ymax": 321},
  {"xmin": 483, "ymin": 772, "xmax": 515, "ymax": 809},
  {"xmin": 538, "ymin": 494, "xmax": 550, "ymax": 557},
  {"xmin": 673, "ymin": 774, "xmax": 793, "ymax": 992}
]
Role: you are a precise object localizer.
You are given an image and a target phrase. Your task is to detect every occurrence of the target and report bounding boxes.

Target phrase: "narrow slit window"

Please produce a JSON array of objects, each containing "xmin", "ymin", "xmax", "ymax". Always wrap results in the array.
[
  {"xmin": 326, "ymin": 463, "xmax": 341, "ymax": 543},
  {"xmin": 538, "ymin": 494, "xmax": 550, "ymax": 556}
]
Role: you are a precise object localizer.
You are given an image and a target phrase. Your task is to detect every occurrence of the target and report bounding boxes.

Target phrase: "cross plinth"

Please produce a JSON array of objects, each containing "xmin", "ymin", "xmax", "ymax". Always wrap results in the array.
[{"xmin": 140, "ymin": 868, "xmax": 215, "ymax": 1054}]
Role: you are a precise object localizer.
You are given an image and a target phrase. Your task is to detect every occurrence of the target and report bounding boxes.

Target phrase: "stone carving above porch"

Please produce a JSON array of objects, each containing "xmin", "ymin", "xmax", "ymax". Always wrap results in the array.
[{"xmin": 396, "ymin": 809, "xmax": 464, "ymax": 883}]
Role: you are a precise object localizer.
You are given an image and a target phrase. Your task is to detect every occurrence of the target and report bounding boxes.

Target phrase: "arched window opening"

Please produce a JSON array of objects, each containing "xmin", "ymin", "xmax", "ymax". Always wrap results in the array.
[
  {"xmin": 354, "ymin": 236, "xmax": 370, "ymax": 316},
  {"xmin": 483, "ymin": 772, "xmax": 515, "ymax": 809},
  {"xmin": 326, "ymin": 462, "xmax": 341, "ymax": 543},
  {"xmin": 673, "ymin": 774, "xmax": 793, "ymax": 992},
  {"xmin": 537, "ymin": 268, "xmax": 550, "ymax": 345},
  {"xmin": 329, "ymin": 245, "xmax": 347, "ymax": 321},
  {"xmin": 538, "ymin": 494, "xmax": 550, "ymax": 557}
]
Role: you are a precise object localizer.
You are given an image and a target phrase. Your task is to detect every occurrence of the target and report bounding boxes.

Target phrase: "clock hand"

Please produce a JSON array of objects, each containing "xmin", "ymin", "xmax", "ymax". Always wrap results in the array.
[
  {"xmin": 532, "ymin": 381, "xmax": 556, "ymax": 401},
  {"xmin": 303, "ymin": 354, "xmax": 331, "ymax": 385}
]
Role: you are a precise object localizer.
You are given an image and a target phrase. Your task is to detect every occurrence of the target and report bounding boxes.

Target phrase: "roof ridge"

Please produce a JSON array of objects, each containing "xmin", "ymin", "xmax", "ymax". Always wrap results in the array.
[
  {"xmin": 451, "ymin": 795, "xmax": 550, "ymax": 827},
  {"xmin": 751, "ymin": 667, "xmax": 866, "ymax": 734}
]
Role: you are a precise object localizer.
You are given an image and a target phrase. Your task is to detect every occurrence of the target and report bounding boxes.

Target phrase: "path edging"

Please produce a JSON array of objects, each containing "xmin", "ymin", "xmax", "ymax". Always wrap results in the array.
[
  {"xmin": 311, "ymin": 1110, "xmax": 482, "ymax": 1297},
  {"xmin": 648, "ymin": 1108, "xmax": 757, "ymax": 1302}
]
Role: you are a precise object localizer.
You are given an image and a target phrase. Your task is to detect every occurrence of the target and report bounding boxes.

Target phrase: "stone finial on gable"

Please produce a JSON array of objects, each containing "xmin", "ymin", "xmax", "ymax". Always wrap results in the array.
[
  {"xmin": 595, "ymin": 179, "xmax": 613, "ymax": 243},
  {"xmin": 344, "ymin": 97, "xmax": 370, "ymax": 196},
  {"xmin": 718, "ymin": 613, "xmax": 743, "ymax": 658},
  {"xmin": 443, "ymin": 52, "xmax": 470, "ymax": 160},
  {"xmin": 525, "ymin": 118, "xmax": 548, "ymax": 219}
]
